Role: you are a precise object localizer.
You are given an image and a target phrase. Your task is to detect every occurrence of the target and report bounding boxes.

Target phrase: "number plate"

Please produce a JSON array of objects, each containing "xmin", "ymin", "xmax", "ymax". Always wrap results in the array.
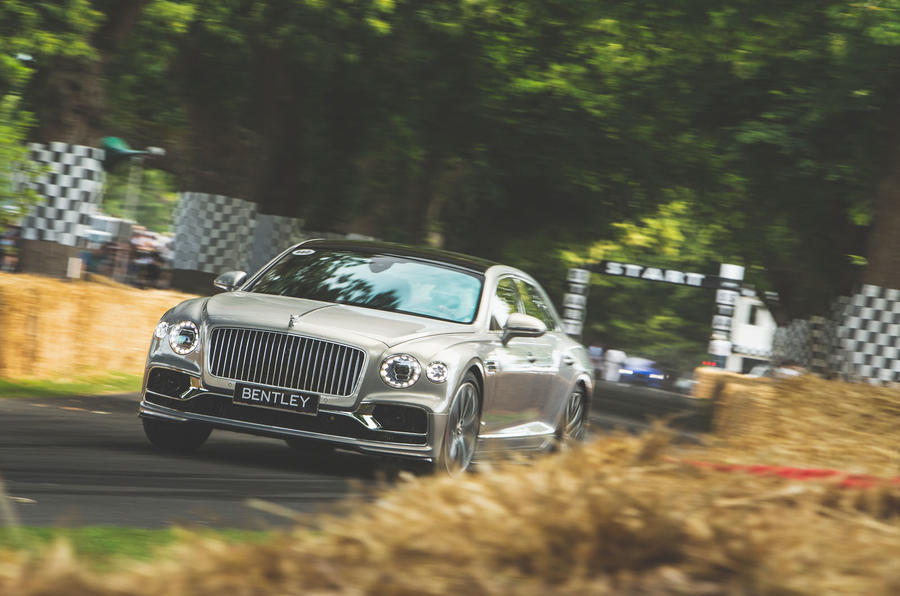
[{"xmin": 233, "ymin": 383, "xmax": 319, "ymax": 416}]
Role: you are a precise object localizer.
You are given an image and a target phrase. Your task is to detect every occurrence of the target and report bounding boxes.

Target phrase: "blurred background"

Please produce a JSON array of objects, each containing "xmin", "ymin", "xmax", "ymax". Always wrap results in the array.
[{"xmin": 1, "ymin": 0, "xmax": 898, "ymax": 377}]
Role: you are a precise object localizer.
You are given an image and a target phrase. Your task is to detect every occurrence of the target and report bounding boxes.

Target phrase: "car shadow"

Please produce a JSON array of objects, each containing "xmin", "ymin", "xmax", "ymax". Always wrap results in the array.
[{"xmin": 123, "ymin": 430, "xmax": 431, "ymax": 482}]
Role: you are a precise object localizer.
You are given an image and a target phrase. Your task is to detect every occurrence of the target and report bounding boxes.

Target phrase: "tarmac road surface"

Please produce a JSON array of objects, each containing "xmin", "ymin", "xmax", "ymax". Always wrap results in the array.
[
  {"xmin": 0, "ymin": 393, "xmax": 395, "ymax": 529},
  {"xmin": 0, "ymin": 388, "xmax": 706, "ymax": 528}
]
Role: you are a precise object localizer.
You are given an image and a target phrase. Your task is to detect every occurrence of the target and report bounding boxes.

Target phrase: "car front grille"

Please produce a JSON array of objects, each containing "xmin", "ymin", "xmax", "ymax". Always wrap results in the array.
[{"xmin": 207, "ymin": 327, "xmax": 365, "ymax": 397}]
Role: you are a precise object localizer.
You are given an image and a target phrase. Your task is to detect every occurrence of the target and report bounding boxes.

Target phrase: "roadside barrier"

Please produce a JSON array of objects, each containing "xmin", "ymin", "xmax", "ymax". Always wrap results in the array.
[{"xmin": 0, "ymin": 273, "xmax": 194, "ymax": 379}]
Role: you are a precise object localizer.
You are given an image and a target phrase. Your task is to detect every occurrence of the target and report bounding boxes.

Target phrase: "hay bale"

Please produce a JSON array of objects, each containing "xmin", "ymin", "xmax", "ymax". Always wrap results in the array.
[
  {"xmin": 692, "ymin": 366, "xmax": 767, "ymax": 400},
  {"xmin": 701, "ymin": 376, "xmax": 900, "ymax": 474},
  {"xmin": 0, "ymin": 273, "xmax": 195, "ymax": 380},
  {"xmin": 2, "ymin": 431, "xmax": 900, "ymax": 595}
]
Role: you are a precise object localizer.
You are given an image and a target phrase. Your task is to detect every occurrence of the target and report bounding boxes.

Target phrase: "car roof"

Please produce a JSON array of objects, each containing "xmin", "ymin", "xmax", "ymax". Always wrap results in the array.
[{"xmin": 297, "ymin": 239, "xmax": 499, "ymax": 273}]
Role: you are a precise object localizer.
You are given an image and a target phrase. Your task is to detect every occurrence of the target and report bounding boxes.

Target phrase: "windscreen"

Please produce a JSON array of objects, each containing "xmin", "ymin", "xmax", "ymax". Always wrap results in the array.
[{"xmin": 246, "ymin": 249, "xmax": 483, "ymax": 324}]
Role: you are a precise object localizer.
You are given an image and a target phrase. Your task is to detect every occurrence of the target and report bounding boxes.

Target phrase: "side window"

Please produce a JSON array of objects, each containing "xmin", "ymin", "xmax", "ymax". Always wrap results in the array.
[
  {"xmin": 516, "ymin": 280, "xmax": 557, "ymax": 330},
  {"xmin": 490, "ymin": 277, "xmax": 521, "ymax": 330}
]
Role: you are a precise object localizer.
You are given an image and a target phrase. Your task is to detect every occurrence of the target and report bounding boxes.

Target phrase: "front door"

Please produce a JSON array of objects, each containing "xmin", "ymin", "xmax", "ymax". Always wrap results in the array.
[{"xmin": 480, "ymin": 277, "xmax": 553, "ymax": 451}]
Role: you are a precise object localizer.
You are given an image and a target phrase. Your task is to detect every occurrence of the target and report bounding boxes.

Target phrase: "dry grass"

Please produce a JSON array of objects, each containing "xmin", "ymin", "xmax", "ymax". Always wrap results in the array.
[
  {"xmin": 0, "ymin": 274, "xmax": 194, "ymax": 379},
  {"xmin": 1, "ymin": 378, "xmax": 899, "ymax": 595},
  {"xmin": 707, "ymin": 375, "xmax": 900, "ymax": 474}
]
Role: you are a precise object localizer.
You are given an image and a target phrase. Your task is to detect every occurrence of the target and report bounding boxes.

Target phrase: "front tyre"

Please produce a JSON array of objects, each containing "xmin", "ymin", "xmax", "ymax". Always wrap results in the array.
[
  {"xmin": 142, "ymin": 418, "xmax": 211, "ymax": 453},
  {"xmin": 554, "ymin": 385, "xmax": 587, "ymax": 451},
  {"xmin": 433, "ymin": 372, "xmax": 481, "ymax": 474}
]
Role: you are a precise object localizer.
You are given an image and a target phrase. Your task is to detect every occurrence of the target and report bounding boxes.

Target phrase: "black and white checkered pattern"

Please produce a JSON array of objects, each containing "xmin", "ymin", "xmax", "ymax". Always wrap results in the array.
[
  {"xmin": 807, "ymin": 315, "xmax": 840, "ymax": 374},
  {"xmin": 839, "ymin": 284, "xmax": 900, "ymax": 385},
  {"xmin": 20, "ymin": 142, "xmax": 105, "ymax": 247},
  {"xmin": 172, "ymin": 196, "xmax": 370, "ymax": 275},
  {"xmin": 248, "ymin": 214, "xmax": 306, "ymax": 272},
  {"xmin": 829, "ymin": 296, "xmax": 852, "ymax": 374},
  {"xmin": 173, "ymin": 192, "xmax": 258, "ymax": 274},
  {"xmin": 774, "ymin": 285, "xmax": 899, "ymax": 385},
  {"xmin": 773, "ymin": 319, "xmax": 814, "ymax": 367}
]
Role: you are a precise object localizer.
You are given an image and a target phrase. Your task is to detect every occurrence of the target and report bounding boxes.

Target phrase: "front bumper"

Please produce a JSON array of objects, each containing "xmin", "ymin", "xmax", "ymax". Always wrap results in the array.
[{"xmin": 140, "ymin": 388, "xmax": 444, "ymax": 461}]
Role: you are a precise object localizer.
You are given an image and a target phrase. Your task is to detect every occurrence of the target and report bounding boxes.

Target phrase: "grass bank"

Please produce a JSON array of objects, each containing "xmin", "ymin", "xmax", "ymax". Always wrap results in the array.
[
  {"xmin": 0, "ymin": 372, "xmax": 141, "ymax": 398},
  {"xmin": 0, "ymin": 377, "xmax": 898, "ymax": 594},
  {"xmin": 0, "ymin": 527, "xmax": 268, "ymax": 571}
]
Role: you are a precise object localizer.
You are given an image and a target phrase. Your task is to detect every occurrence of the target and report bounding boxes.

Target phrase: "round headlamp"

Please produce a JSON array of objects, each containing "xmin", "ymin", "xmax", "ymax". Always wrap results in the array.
[
  {"xmin": 380, "ymin": 354, "xmax": 421, "ymax": 388},
  {"xmin": 168, "ymin": 321, "xmax": 200, "ymax": 355},
  {"xmin": 154, "ymin": 321, "xmax": 169, "ymax": 340},
  {"xmin": 425, "ymin": 361, "xmax": 449, "ymax": 384}
]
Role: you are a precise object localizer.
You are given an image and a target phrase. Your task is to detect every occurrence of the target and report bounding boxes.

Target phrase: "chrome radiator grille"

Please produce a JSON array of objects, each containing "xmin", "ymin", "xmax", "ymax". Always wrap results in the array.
[{"xmin": 208, "ymin": 328, "xmax": 365, "ymax": 397}]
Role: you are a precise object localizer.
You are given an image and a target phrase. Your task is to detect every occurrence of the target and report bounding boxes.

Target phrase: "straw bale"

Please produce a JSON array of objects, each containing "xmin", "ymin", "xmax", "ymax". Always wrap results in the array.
[
  {"xmin": 2, "ymin": 417, "xmax": 900, "ymax": 595},
  {"xmin": 0, "ymin": 273, "xmax": 195, "ymax": 380},
  {"xmin": 1, "ymin": 281, "xmax": 899, "ymax": 594},
  {"xmin": 702, "ymin": 376, "xmax": 900, "ymax": 474}
]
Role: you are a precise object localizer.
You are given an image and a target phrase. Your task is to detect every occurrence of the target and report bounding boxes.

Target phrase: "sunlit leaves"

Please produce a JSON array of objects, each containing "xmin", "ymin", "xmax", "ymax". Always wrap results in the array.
[
  {"xmin": 0, "ymin": 0, "xmax": 100, "ymax": 227},
  {"xmin": 0, "ymin": 93, "xmax": 41, "ymax": 228}
]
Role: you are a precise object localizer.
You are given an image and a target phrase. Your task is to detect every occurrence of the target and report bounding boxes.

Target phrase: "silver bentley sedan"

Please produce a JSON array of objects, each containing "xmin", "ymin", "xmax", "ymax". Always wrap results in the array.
[{"xmin": 139, "ymin": 240, "xmax": 593, "ymax": 473}]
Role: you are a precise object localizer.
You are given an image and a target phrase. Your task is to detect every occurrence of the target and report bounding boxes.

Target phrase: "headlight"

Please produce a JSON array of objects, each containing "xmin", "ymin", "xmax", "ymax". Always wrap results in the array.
[
  {"xmin": 168, "ymin": 321, "xmax": 200, "ymax": 355},
  {"xmin": 154, "ymin": 321, "xmax": 169, "ymax": 340},
  {"xmin": 619, "ymin": 369, "xmax": 633, "ymax": 375},
  {"xmin": 380, "ymin": 354, "xmax": 421, "ymax": 388},
  {"xmin": 425, "ymin": 361, "xmax": 449, "ymax": 384}
]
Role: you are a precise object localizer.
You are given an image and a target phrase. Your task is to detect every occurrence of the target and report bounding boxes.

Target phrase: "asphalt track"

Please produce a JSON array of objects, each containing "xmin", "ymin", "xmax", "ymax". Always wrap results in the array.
[
  {"xmin": 0, "ymin": 393, "xmax": 397, "ymax": 529},
  {"xmin": 0, "ymin": 386, "xmax": 708, "ymax": 529}
]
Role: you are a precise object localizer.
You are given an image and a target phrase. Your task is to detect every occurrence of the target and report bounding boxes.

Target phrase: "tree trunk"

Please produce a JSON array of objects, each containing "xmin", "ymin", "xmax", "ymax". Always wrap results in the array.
[
  {"xmin": 31, "ymin": 2, "xmax": 150, "ymax": 145},
  {"xmin": 31, "ymin": 59, "xmax": 107, "ymax": 145},
  {"xmin": 863, "ymin": 166, "xmax": 900, "ymax": 290}
]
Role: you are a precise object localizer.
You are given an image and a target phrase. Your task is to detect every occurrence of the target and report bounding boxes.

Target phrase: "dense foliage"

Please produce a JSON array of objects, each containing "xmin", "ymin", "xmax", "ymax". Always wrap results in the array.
[
  {"xmin": 101, "ymin": 167, "xmax": 178, "ymax": 234},
  {"xmin": 3, "ymin": 0, "xmax": 900, "ymax": 359}
]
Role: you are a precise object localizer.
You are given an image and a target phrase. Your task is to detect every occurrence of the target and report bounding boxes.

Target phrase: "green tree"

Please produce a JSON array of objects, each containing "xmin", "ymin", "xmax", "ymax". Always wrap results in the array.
[
  {"xmin": 0, "ymin": 93, "xmax": 40, "ymax": 229},
  {"xmin": 0, "ymin": 0, "xmax": 98, "ymax": 227},
  {"xmin": 100, "ymin": 166, "xmax": 178, "ymax": 234},
  {"xmin": 563, "ymin": 200, "xmax": 730, "ymax": 372},
  {"xmin": 9, "ymin": 0, "xmax": 900, "ymax": 323}
]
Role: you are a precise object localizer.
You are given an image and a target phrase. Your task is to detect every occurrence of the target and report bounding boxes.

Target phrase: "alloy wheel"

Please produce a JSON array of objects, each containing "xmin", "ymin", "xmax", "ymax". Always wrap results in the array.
[
  {"xmin": 557, "ymin": 388, "xmax": 586, "ymax": 449},
  {"xmin": 441, "ymin": 379, "xmax": 480, "ymax": 473}
]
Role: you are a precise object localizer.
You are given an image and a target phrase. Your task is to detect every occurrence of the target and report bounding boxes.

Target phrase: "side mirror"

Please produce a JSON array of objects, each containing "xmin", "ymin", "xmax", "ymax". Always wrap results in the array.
[
  {"xmin": 214, "ymin": 270, "xmax": 248, "ymax": 292},
  {"xmin": 501, "ymin": 313, "xmax": 547, "ymax": 345}
]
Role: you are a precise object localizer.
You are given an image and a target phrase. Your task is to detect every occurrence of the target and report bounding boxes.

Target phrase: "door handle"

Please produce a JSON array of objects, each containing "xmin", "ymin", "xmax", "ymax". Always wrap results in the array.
[
  {"xmin": 562, "ymin": 355, "xmax": 576, "ymax": 366},
  {"xmin": 527, "ymin": 353, "xmax": 537, "ymax": 363}
]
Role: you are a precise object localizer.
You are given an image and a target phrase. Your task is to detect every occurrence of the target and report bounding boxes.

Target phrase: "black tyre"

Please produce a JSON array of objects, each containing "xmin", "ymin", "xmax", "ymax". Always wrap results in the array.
[
  {"xmin": 142, "ymin": 418, "xmax": 211, "ymax": 453},
  {"xmin": 554, "ymin": 385, "xmax": 587, "ymax": 451},
  {"xmin": 433, "ymin": 371, "xmax": 481, "ymax": 474}
]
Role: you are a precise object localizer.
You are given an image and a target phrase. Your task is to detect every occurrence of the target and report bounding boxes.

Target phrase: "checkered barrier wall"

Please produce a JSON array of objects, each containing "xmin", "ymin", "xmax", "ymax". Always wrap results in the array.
[
  {"xmin": 774, "ymin": 285, "xmax": 899, "ymax": 385},
  {"xmin": 172, "ymin": 196, "xmax": 360, "ymax": 276},
  {"xmin": 829, "ymin": 296, "xmax": 851, "ymax": 374},
  {"xmin": 839, "ymin": 285, "xmax": 900, "ymax": 385},
  {"xmin": 20, "ymin": 142, "xmax": 105, "ymax": 247},
  {"xmin": 810, "ymin": 316, "xmax": 838, "ymax": 373},
  {"xmin": 173, "ymin": 192, "xmax": 258, "ymax": 274},
  {"xmin": 248, "ymin": 214, "xmax": 307, "ymax": 272},
  {"xmin": 773, "ymin": 319, "xmax": 813, "ymax": 368},
  {"xmin": 772, "ymin": 316, "xmax": 840, "ymax": 375}
]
